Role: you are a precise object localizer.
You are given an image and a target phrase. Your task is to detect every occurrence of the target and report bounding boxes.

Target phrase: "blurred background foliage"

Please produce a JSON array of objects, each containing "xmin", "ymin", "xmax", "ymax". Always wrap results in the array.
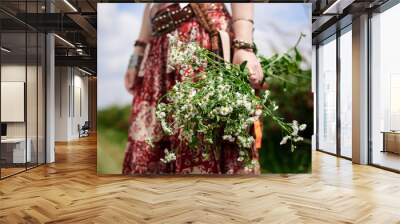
[
  {"xmin": 97, "ymin": 105, "xmax": 130, "ymax": 174},
  {"xmin": 259, "ymin": 78, "xmax": 312, "ymax": 173},
  {"xmin": 259, "ymin": 47, "xmax": 312, "ymax": 173}
]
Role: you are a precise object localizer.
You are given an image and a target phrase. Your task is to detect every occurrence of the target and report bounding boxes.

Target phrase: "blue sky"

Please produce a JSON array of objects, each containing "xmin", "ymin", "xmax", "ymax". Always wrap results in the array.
[{"xmin": 98, "ymin": 3, "xmax": 311, "ymax": 108}]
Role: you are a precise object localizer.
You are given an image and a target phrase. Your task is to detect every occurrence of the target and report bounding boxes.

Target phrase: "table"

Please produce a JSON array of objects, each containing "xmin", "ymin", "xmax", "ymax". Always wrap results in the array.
[
  {"xmin": 381, "ymin": 131, "xmax": 400, "ymax": 154},
  {"xmin": 1, "ymin": 138, "xmax": 31, "ymax": 163}
]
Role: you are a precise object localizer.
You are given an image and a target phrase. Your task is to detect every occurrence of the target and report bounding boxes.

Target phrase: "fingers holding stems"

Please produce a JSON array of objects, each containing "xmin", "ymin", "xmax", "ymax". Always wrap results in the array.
[{"xmin": 233, "ymin": 49, "xmax": 266, "ymax": 90}]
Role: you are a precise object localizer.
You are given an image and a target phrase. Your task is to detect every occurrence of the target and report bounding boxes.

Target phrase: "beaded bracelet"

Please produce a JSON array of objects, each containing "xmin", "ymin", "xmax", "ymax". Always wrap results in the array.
[{"xmin": 232, "ymin": 39, "xmax": 255, "ymax": 52}]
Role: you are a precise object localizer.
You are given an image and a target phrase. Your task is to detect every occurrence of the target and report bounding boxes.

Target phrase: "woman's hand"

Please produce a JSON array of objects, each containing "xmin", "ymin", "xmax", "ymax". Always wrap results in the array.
[
  {"xmin": 124, "ymin": 68, "xmax": 137, "ymax": 95},
  {"xmin": 233, "ymin": 49, "xmax": 266, "ymax": 89},
  {"xmin": 124, "ymin": 3, "xmax": 151, "ymax": 96}
]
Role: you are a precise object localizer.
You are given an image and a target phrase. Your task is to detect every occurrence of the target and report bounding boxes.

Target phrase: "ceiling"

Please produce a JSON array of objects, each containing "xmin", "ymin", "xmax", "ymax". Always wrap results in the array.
[
  {"xmin": 309, "ymin": 0, "xmax": 391, "ymax": 43},
  {"xmin": 0, "ymin": 0, "xmax": 97, "ymax": 74},
  {"xmin": 0, "ymin": 0, "xmax": 396, "ymax": 74}
]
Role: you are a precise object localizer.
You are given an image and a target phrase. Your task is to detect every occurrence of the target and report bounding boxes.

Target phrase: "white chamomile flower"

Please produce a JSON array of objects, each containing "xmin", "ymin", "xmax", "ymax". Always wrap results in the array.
[
  {"xmin": 280, "ymin": 135, "xmax": 290, "ymax": 145},
  {"xmin": 161, "ymin": 149, "xmax": 176, "ymax": 163},
  {"xmin": 159, "ymin": 111, "xmax": 166, "ymax": 118},
  {"xmin": 145, "ymin": 137, "xmax": 154, "ymax": 148},
  {"xmin": 294, "ymin": 136, "xmax": 304, "ymax": 142},
  {"xmin": 222, "ymin": 135, "xmax": 235, "ymax": 142},
  {"xmin": 202, "ymin": 152, "xmax": 210, "ymax": 160},
  {"xmin": 264, "ymin": 90, "xmax": 270, "ymax": 98},
  {"xmin": 189, "ymin": 89, "xmax": 197, "ymax": 98}
]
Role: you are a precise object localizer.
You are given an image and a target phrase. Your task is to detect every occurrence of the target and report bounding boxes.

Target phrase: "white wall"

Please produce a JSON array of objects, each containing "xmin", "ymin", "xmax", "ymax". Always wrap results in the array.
[
  {"xmin": 55, "ymin": 66, "xmax": 69, "ymax": 141},
  {"xmin": 1, "ymin": 63, "xmax": 46, "ymax": 164},
  {"xmin": 1, "ymin": 65, "xmax": 41, "ymax": 138},
  {"xmin": 55, "ymin": 67, "xmax": 89, "ymax": 141},
  {"xmin": 72, "ymin": 73, "xmax": 89, "ymax": 138},
  {"xmin": 1, "ymin": 65, "xmax": 26, "ymax": 133}
]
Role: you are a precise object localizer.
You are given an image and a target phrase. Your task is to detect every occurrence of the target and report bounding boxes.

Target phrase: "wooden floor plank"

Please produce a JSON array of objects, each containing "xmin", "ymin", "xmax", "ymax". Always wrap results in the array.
[{"xmin": 0, "ymin": 134, "xmax": 400, "ymax": 223}]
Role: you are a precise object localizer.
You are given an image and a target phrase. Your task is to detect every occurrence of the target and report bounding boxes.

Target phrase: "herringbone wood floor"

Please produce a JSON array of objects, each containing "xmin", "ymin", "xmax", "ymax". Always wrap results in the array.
[{"xmin": 1, "ymin": 135, "xmax": 400, "ymax": 224}]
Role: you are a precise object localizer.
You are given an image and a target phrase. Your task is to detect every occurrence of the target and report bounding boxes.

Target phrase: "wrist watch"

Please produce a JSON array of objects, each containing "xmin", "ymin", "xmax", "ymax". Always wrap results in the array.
[{"xmin": 128, "ymin": 54, "xmax": 144, "ymax": 70}]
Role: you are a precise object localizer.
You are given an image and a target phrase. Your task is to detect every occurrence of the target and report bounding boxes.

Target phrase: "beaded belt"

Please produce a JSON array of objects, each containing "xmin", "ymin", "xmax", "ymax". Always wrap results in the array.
[{"xmin": 151, "ymin": 4, "xmax": 194, "ymax": 36}]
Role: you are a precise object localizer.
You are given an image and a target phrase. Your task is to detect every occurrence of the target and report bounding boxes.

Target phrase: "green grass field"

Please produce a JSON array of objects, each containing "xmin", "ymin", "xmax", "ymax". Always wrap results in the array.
[{"xmin": 97, "ymin": 105, "xmax": 131, "ymax": 174}]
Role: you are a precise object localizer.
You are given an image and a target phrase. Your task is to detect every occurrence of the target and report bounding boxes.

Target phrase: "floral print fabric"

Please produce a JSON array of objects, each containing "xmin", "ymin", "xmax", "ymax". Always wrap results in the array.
[{"xmin": 122, "ymin": 5, "xmax": 260, "ymax": 174}]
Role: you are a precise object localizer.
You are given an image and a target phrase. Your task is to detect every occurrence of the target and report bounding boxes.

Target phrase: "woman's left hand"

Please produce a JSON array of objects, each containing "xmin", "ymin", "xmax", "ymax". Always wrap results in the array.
[{"xmin": 233, "ymin": 49, "xmax": 266, "ymax": 89}]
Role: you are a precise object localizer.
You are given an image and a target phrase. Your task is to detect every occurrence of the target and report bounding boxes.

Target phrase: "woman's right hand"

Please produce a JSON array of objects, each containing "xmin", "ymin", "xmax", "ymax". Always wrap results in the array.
[{"xmin": 125, "ymin": 68, "xmax": 137, "ymax": 95}]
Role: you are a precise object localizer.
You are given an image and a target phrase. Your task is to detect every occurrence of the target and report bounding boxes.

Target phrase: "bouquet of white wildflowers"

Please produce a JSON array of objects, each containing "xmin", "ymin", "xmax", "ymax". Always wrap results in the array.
[{"xmin": 154, "ymin": 33, "xmax": 307, "ymax": 168}]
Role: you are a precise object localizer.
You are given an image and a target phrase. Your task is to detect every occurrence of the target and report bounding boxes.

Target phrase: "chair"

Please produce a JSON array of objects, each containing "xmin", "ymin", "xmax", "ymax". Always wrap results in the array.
[{"xmin": 79, "ymin": 121, "xmax": 90, "ymax": 138}]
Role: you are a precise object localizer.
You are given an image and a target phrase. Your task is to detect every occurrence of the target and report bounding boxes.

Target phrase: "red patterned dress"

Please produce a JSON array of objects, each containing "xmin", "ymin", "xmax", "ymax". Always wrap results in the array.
[{"xmin": 122, "ymin": 4, "xmax": 260, "ymax": 174}]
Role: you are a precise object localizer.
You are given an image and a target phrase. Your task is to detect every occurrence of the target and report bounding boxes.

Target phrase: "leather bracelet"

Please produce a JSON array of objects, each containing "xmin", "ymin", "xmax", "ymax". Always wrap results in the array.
[
  {"xmin": 232, "ymin": 39, "xmax": 255, "ymax": 52},
  {"xmin": 134, "ymin": 40, "xmax": 147, "ymax": 49},
  {"xmin": 128, "ymin": 54, "xmax": 144, "ymax": 70}
]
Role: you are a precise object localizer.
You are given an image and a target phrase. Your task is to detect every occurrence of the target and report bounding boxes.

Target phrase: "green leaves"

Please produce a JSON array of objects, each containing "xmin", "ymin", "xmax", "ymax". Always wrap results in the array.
[
  {"xmin": 259, "ymin": 47, "xmax": 310, "ymax": 90},
  {"xmin": 295, "ymin": 48, "xmax": 302, "ymax": 62},
  {"xmin": 253, "ymin": 42, "xmax": 258, "ymax": 55},
  {"xmin": 156, "ymin": 35, "xmax": 310, "ymax": 169},
  {"xmin": 258, "ymin": 33, "xmax": 310, "ymax": 89},
  {"xmin": 240, "ymin": 61, "xmax": 248, "ymax": 72}
]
